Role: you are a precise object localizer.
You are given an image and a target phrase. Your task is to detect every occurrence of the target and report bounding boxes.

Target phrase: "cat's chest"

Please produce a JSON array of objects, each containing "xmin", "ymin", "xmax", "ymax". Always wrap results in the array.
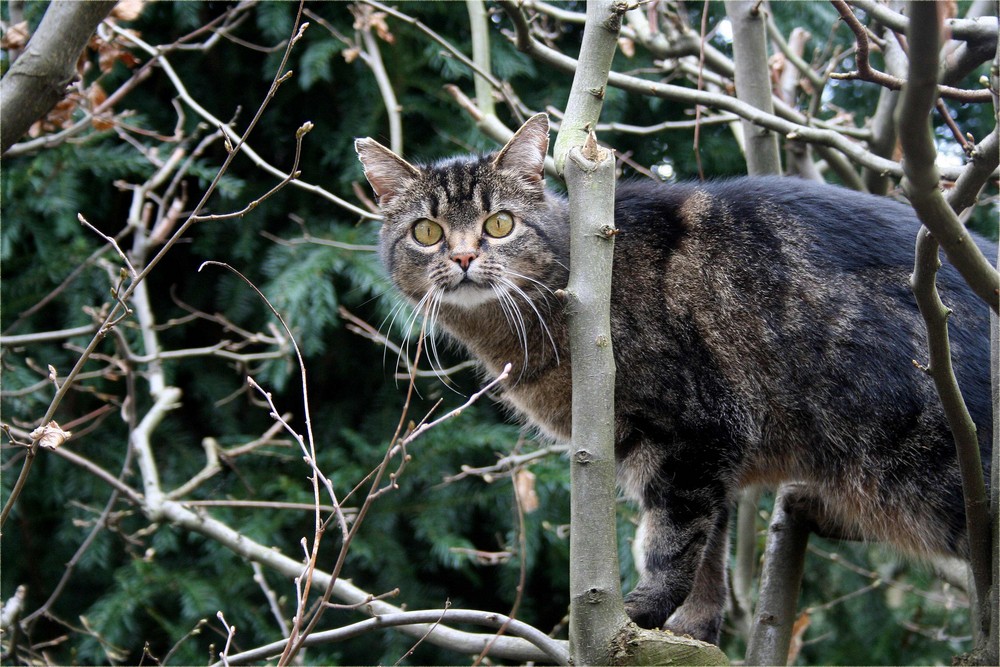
[
  {"xmin": 494, "ymin": 362, "xmax": 573, "ymax": 442},
  {"xmin": 441, "ymin": 308, "xmax": 573, "ymax": 442}
]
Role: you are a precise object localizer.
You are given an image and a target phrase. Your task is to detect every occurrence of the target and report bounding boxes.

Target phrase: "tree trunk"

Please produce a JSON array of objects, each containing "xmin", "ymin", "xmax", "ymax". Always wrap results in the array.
[
  {"xmin": 557, "ymin": 4, "xmax": 732, "ymax": 665},
  {"xmin": 555, "ymin": 2, "xmax": 628, "ymax": 664},
  {"xmin": 897, "ymin": 3, "xmax": 997, "ymax": 662},
  {"xmin": 724, "ymin": 0, "xmax": 781, "ymax": 175}
]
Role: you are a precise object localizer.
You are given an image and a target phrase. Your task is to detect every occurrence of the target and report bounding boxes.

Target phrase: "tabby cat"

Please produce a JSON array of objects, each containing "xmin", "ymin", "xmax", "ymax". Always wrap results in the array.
[{"xmin": 356, "ymin": 114, "xmax": 994, "ymax": 644}]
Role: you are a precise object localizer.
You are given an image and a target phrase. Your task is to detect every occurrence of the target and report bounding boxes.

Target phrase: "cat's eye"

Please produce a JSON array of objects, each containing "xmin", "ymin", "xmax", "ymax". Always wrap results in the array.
[
  {"xmin": 412, "ymin": 219, "xmax": 443, "ymax": 246},
  {"xmin": 483, "ymin": 211, "xmax": 515, "ymax": 239}
]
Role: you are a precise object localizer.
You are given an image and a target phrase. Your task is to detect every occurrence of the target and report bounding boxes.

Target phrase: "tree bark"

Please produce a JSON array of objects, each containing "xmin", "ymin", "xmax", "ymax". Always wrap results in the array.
[
  {"xmin": 552, "ymin": 0, "xmax": 624, "ymax": 174},
  {"xmin": 984, "ymin": 11, "xmax": 998, "ymax": 666},
  {"xmin": 465, "ymin": 0, "xmax": 495, "ymax": 118},
  {"xmin": 564, "ymin": 139, "xmax": 626, "ymax": 667},
  {"xmin": 0, "ymin": 0, "xmax": 118, "ymax": 156},
  {"xmin": 725, "ymin": 2, "xmax": 782, "ymax": 651},
  {"xmin": 724, "ymin": 0, "xmax": 781, "ymax": 175},
  {"xmin": 894, "ymin": 4, "xmax": 999, "ymax": 314},
  {"xmin": 555, "ymin": 4, "xmax": 731, "ymax": 665},
  {"xmin": 744, "ymin": 488, "xmax": 810, "ymax": 666},
  {"xmin": 555, "ymin": 2, "xmax": 628, "ymax": 664},
  {"xmin": 897, "ymin": 3, "xmax": 996, "ymax": 661},
  {"xmin": 862, "ymin": 32, "xmax": 907, "ymax": 195}
]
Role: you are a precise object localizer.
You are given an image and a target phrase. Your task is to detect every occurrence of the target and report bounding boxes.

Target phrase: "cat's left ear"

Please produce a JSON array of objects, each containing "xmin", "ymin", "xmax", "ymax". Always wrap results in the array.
[
  {"xmin": 355, "ymin": 137, "xmax": 421, "ymax": 206},
  {"xmin": 493, "ymin": 113, "xmax": 549, "ymax": 184}
]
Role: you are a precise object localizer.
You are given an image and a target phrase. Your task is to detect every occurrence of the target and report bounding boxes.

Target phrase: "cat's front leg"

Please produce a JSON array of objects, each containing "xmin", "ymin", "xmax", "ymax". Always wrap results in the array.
[{"xmin": 624, "ymin": 484, "xmax": 730, "ymax": 645}]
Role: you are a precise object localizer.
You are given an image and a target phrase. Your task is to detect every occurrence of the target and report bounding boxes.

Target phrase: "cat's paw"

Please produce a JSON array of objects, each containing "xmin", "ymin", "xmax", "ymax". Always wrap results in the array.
[
  {"xmin": 624, "ymin": 589, "xmax": 722, "ymax": 645},
  {"xmin": 623, "ymin": 587, "xmax": 673, "ymax": 630},
  {"xmin": 663, "ymin": 605, "xmax": 723, "ymax": 645}
]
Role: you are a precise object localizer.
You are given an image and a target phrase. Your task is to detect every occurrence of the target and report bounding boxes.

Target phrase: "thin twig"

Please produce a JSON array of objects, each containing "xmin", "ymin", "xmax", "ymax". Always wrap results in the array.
[
  {"xmin": 830, "ymin": 1, "xmax": 992, "ymax": 102},
  {"xmin": 394, "ymin": 601, "xmax": 452, "ymax": 666},
  {"xmin": 212, "ymin": 608, "xmax": 570, "ymax": 666},
  {"xmin": 0, "ymin": 0, "xmax": 313, "ymax": 530},
  {"xmin": 497, "ymin": 0, "xmax": 983, "ymax": 182}
]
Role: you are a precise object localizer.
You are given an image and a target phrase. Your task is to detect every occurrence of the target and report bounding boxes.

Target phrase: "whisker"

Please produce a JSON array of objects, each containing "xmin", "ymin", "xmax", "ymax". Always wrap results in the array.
[
  {"xmin": 499, "ymin": 277, "xmax": 560, "ymax": 365},
  {"xmin": 400, "ymin": 289, "xmax": 437, "ymax": 385},
  {"xmin": 492, "ymin": 283, "xmax": 529, "ymax": 383},
  {"xmin": 421, "ymin": 290, "xmax": 467, "ymax": 395},
  {"xmin": 505, "ymin": 269, "xmax": 556, "ymax": 296},
  {"xmin": 379, "ymin": 298, "xmax": 413, "ymax": 374}
]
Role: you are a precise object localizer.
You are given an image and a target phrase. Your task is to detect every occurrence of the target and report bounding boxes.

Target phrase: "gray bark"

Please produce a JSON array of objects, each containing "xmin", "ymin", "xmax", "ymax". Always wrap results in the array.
[
  {"xmin": 552, "ymin": 0, "xmax": 624, "ymax": 174},
  {"xmin": 898, "ymin": 2, "xmax": 996, "ymax": 661},
  {"xmin": 555, "ymin": 2, "xmax": 628, "ymax": 663},
  {"xmin": 0, "ymin": 0, "xmax": 118, "ymax": 155},
  {"xmin": 744, "ymin": 488, "xmax": 810, "ymax": 666},
  {"xmin": 465, "ymin": 0, "xmax": 495, "ymax": 118},
  {"xmin": 730, "ymin": 489, "xmax": 759, "ymax": 637},
  {"xmin": 564, "ymin": 141, "xmax": 625, "ymax": 666},
  {"xmin": 986, "ymin": 7, "xmax": 998, "ymax": 664},
  {"xmin": 724, "ymin": 0, "xmax": 781, "ymax": 176},
  {"xmin": 863, "ymin": 32, "xmax": 907, "ymax": 195},
  {"xmin": 554, "ymin": 4, "xmax": 728, "ymax": 664}
]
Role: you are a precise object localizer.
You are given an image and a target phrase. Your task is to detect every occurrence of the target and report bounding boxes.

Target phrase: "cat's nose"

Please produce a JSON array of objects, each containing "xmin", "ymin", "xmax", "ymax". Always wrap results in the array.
[{"xmin": 451, "ymin": 251, "xmax": 478, "ymax": 271}]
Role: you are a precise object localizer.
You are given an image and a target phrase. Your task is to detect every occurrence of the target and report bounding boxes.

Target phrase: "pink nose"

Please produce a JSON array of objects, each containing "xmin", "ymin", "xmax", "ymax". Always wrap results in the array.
[{"xmin": 452, "ymin": 252, "xmax": 477, "ymax": 270}]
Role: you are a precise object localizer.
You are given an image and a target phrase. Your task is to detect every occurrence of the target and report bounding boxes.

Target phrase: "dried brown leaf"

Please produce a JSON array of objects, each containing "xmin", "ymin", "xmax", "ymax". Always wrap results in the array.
[
  {"xmin": 30, "ymin": 421, "xmax": 73, "ymax": 450},
  {"xmin": 29, "ymin": 96, "xmax": 79, "ymax": 137},
  {"xmin": 515, "ymin": 469, "xmax": 539, "ymax": 513},
  {"xmin": 618, "ymin": 36, "xmax": 635, "ymax": 58},
  {"xmin": 110, "ymin": 0, "xmax": 147, "ymax": 22},
  {"xmin": 1, "ymin": 21, "xmax": 29, "ymax": 50},
  {"xmin": 786, "ymin": 610, "xmax": 811, "ymax": 664},
  {"xmin": 342, "ymin": 47, "xmax": 361, "ymax": 64},
  {"xmin": 88, "ymin": 83, "xmax": 114, "ymax": 130},
  {"xmin": 371, "ymin": 12, "xmax": 395, "ymax": 44}
]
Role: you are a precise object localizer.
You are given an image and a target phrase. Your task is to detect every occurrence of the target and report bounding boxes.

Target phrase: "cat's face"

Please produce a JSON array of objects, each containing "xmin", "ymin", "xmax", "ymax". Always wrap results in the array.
[{"xmin": 356, "ymin": 114, "xmax": 560, "ymax": 314}]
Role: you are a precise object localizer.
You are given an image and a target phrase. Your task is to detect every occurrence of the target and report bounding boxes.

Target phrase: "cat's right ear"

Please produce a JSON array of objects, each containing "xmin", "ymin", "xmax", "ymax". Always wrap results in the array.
[{"xmin": 355, "ymin": 138, "xmax": 421, "ymax": 206}]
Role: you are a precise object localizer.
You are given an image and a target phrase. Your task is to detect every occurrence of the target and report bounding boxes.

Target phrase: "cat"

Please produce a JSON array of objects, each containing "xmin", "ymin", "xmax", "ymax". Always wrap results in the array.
[{"xmin": 356, "ymin": 113, "xmax": 994, "ymax": 645}]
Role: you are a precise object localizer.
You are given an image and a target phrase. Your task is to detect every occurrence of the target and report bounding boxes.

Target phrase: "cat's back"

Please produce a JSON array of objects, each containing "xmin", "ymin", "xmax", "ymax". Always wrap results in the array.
[
  {"xmin": 608, "ymin": 175, "xmax": 993, "ymax": 462},
  {"xmin": 612, "ymin": 175, "xmax": 994, "ymax": 306},
  {"xmin": 614, "ymin": 175, "xmax": 944, "ymax": 269}
]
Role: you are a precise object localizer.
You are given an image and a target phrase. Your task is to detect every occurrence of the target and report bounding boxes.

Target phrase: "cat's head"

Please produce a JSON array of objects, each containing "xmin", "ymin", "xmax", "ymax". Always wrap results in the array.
[{"xmin": 355, "ymin": 114, "xmax": 563, "ymax": 312}]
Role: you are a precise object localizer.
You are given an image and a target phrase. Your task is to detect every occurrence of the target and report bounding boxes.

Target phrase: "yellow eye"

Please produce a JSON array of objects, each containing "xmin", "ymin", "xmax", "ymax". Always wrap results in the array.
[
  {"xmin": 483, "ymin": 211, "xmax": 514, "ymax": 238},
  {"xmin": 412, "ymin": 219, "xmax": 443, "ymax": 246}
]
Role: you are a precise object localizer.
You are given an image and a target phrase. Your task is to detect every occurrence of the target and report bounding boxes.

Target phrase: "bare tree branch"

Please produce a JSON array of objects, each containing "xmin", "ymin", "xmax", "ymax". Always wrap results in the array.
[
  {"xmin": 745, "ymin": 487, "xmax": 811, "ymax": 666},
  {"xmin": 553, "ymin": 1, "xmax": 629, "ymax": 663},
  {"xmin": 895, "ymin": 10, "xmax": 999, "ymax": 313},
  {"xmin": 500, "ymin": 1, "xmax": 984, "ymax": 182},
  {"xmin": 215, "ymin": 608, "xmax": 569, "ymax": 665},
  {"xmin": 466, "ymin": 0, "xmax": 496, "ymax": 118},
  {"xmin": 898, "ymin": 3, "xmax": 996, "ymax": 658},
  {"xmin": 831, "ymin": 1, "xmax": 991, "ymax": 103},
  {"xmin": 0, "ymin": 0, "xmax": 118, "ymax": 154}
]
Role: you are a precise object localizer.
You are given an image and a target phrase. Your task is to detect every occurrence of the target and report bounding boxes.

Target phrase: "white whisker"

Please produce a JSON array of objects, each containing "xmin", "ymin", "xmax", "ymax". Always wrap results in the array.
[
  {"xmin": 505, "ymin": 269, "xmax": 556, "ymax": 296},
  {"xmin": 400, "ymin": 289, "xmax": 437, "ymax": 383},
  {"xmin": 492, "ymin": 283, "xmax": 530, "ymax": 382},
  {"xmin": 499, "ymin": 276, "xmax": 560, "ymax": 365},
  {"xmin": 379, "ymin": 298, "xmax": 413, "ymax": 375}
]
